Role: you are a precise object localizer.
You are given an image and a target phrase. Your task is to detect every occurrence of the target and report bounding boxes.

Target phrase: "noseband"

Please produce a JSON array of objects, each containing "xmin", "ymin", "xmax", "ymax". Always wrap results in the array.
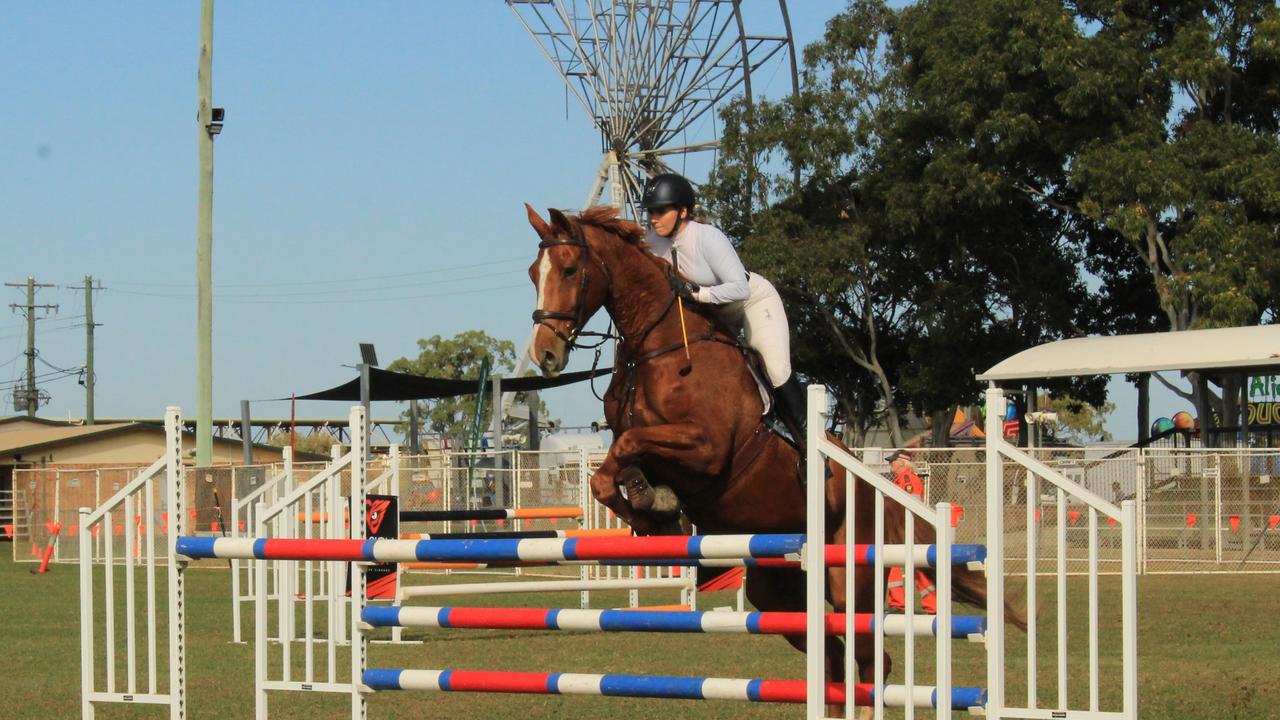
[{"xmin": 531, "ymin": 221, "xmax": 612, "ymax": 349}]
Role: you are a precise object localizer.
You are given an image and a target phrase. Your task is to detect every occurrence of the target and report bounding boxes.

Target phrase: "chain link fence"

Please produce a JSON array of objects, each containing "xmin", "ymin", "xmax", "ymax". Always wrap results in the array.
[
  {"xmin": 18, "ymin": 444, "xmax": 1279, "ymax": 573},
  {"xmin": 864, "ymin": 445, "xmax": 1280, "ymax": 575}
]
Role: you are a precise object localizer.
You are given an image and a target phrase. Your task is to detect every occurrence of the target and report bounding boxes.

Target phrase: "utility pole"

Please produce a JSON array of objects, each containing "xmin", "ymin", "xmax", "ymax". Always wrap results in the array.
[
  {"xmin": 196, "ymin": 0, "xmax": 220, "ymax": 465},
  {"xmin": 6, "ymin": 277, "xmax": 58, "ymax": 417},
  {"xmin": 84, "ymin": 275, "xmax": 102, "ymax": 424}
]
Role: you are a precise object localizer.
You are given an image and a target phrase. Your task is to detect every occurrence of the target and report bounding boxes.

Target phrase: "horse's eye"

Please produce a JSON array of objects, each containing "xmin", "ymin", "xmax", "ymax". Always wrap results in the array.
[{"xmin": 562, "ymin": 266, "xmax": 578, "ymax": 278}]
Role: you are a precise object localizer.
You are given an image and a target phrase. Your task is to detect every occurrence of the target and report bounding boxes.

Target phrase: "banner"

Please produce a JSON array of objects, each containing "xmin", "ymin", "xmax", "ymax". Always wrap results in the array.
[
  {"xmin": 1248, "ymin": 375, "xmax": 1280, "ymax": 426},
  {"xmin": 364, "ymin": 494, "xmax": 399, "ymax": 599}
]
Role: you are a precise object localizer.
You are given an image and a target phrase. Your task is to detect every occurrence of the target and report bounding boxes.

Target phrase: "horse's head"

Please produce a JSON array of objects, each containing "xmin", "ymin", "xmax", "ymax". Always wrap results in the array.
[{"xmin": 525, "ymin": 205, "xmax": 611, "ymax": 377}]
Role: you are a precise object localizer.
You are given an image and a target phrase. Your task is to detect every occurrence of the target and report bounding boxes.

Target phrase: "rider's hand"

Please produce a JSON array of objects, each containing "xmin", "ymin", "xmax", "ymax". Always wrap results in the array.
[{"xmin": 669, "ymin": 272, "xmax": 700, "ymax": 302}]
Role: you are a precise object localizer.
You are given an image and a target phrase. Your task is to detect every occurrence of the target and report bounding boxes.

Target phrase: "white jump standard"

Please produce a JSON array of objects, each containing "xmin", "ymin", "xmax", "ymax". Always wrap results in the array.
[{"xmin": 76, "ymin": 383, "xmax": 1141, "ymax": 719}]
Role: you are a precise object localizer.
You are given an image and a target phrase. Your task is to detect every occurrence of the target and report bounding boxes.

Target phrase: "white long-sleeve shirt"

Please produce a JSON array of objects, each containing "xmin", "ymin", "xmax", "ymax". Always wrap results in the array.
[{"xmin": 644, "ymin": 220, "xmax": 750, "ymax": 304}]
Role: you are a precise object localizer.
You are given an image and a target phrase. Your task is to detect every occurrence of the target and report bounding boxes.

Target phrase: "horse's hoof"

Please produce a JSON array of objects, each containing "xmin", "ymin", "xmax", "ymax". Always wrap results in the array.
[
  {"xmin": 619, "ymin": 466, "xmax": 655, "ymax": 511},
  {"xmin": 651, "ymin": 485, "xmax": 679, "ymax": 514},
  {"xmin": 628, "ymin": 487, "xmax": 655, "ymax": 511}
]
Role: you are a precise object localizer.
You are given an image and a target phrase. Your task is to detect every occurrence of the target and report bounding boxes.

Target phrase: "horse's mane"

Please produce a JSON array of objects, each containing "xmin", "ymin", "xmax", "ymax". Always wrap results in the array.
[
  {"xmin": 575, "ymin": 206, "xmax": 647, "ymax": 246},
  {"xmin": 575, "ymin": 206, "xmax": 727, "ymax": 328}
]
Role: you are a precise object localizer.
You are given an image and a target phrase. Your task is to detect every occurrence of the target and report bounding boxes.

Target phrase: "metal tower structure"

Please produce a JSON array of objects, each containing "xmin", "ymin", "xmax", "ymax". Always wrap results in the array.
[{"xmin": 507, "ymin": 1, "xmax": 798, "ymax": 217}]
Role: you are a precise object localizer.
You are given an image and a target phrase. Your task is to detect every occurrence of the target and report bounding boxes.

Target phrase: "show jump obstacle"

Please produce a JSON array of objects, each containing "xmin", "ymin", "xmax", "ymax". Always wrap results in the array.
[{"xmin": 78, "ymin": 386, "xmax": 1139, "ymax": 720}]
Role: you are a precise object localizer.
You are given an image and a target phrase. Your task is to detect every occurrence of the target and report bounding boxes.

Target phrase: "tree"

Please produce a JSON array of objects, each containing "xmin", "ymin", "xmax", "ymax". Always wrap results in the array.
[
  {"xmin": 268, "ymin": 429, "xmax": 338, "ymax": 455},
  {"xmin": 706, "ymin": 0, "xmax": 1278, "ymax": 446},
  {"xmin": 705, "ymin": 1, "xmax": 928, "ymax": 446},
  {"xmin": 1064, "ymin": 0, "xmax": 1280, "ymax": 332},
  {"xmin": 1027, "ymin": 1, "xmax": 1280, "ymax": 420},
  {"xmin": 387, "ymin": 330, "xmax": 516, "ymax": 438},
  {"xmin": 705, "ymin": 0, "xmax": 1091, "ymax": 444},
  {"xmin": 1044, "ymin": 395, "xmax": 1115, "ymax": 445}
]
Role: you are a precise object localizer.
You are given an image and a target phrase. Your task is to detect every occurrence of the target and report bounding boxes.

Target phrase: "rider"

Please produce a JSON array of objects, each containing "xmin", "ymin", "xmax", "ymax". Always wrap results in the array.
[{"xmin": 638, "ymin": 172, "xmax": 808, "ymax": 443}]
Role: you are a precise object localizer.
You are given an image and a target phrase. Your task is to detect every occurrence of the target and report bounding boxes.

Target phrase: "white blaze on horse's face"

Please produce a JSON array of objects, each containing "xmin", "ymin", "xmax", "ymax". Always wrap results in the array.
[
  {"xmin": 530, "ymin": 248, "xmax": 552, "ymax": 365},
  {"xmin": 528, "ymin": 244, "xmax": 572, "ymax": 377},
  {"xmin": 534, "ymin": 247, "xmax": 553, "ymax": 326}
]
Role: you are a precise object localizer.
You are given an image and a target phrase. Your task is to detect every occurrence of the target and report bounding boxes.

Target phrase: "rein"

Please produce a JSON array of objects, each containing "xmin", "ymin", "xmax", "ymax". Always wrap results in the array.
[
  {"xmin": 531, "ymin": 221, "xmax": 617, "ymax": 349},
  {"xmin": 530, "ymin": 219, "xmax": 621, "ymax": 403},
  {"xmin": 532, "ymin": 217, "xmax": 745, "ymax": 416}
]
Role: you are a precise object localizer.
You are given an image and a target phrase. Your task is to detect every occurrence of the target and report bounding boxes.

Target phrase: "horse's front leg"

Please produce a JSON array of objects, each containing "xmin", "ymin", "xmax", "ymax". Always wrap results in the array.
[{"xmin": 591, "ymin": 422, "xmax": 718, "ymax": 530}]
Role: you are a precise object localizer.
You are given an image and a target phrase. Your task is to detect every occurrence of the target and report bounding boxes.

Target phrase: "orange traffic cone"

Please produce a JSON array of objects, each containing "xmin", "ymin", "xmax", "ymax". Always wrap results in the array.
[{"xmin": 31, "ymin": 522, "xmax": 61, "ymax": 574}]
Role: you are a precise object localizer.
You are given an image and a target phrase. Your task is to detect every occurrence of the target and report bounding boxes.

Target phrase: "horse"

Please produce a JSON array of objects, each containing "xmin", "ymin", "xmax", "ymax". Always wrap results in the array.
[{"xmin": 523, "ymin": 204, "xmax": 1020, "ymax": 714}]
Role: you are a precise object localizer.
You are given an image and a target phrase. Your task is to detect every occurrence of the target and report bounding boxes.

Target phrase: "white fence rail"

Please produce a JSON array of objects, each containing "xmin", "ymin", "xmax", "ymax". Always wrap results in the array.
[
  {"xmin": 78, "ymin": 408, "xmax": 185, "ymax": 718},
  {"xmin": 983, "ymin": 387, "xmax": 1138, "ymax": 720},
  {"xmin": 853, "ymin": 444, "xmax": 1280, "ymax": 574},
  {"xmin": 22, "ymin": 440, "xmax": 1280, "ymax": 574}
]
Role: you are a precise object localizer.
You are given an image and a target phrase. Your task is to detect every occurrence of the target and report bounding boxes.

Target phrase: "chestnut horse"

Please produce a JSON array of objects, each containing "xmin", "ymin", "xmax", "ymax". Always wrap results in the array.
[{"xmin": 524, "ymin": 205, "xmax": 1012, "ymax": 710}]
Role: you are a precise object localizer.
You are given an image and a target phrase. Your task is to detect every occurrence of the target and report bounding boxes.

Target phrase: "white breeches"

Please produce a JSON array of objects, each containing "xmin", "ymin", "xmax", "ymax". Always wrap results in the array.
[{"xmin": 712, "ymin": 273, "xmax": 792, "ymax": 388}]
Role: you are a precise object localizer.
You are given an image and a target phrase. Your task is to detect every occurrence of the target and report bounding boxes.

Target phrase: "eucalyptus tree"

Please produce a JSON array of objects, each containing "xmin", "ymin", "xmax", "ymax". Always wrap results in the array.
[
  {"xmin": 707, "ymin": 0, "xmax": 1092, "ymax": 444},
  {"xmin": 1063, "ymin": 0, "xmax": 1280, "ymax": 332},
  {"xmin": 388, "ymin": 330, "xmax": 517, "ymax": 437}
]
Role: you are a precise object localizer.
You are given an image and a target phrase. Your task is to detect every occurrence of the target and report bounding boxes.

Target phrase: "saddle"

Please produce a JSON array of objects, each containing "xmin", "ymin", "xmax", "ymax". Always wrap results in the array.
[{"xmin": 734, "ymin": 344, "xmax": 804, "ymax": 449}]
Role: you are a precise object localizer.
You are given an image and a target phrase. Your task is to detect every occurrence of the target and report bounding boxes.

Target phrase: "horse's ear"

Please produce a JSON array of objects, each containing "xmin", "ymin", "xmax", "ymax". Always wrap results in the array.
[
  {"xmin": 547, "ymin": 208, "xmax": 574, "ymax": 237},
  {"xmin": 525, "ymin": 203, "xmax": 552, "ymax": 239}
]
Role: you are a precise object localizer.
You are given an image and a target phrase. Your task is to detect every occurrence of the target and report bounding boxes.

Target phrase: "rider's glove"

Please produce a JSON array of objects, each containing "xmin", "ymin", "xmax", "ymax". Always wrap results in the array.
[{"xmin": 669, "ymin": 273, "xmax": 700, "ymax": 302}]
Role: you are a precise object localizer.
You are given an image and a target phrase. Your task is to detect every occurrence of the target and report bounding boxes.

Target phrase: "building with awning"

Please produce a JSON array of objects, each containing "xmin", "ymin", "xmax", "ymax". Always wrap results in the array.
[{"xmin": 978, "ymin": 324, "xmax": 1280, "ymax": 445}]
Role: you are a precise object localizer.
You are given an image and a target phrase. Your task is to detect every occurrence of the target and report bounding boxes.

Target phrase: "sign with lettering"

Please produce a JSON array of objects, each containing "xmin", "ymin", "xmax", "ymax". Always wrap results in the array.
[{"xmin": 1248, "ymin": 375, "xmax": 1280, "ymax": 426}]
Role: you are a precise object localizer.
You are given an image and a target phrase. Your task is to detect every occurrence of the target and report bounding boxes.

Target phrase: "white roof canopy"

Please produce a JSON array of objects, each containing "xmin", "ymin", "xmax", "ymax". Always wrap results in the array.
[{"xmin": 978, "ymin": 325, "xmax": 1280, "ymax": 383}]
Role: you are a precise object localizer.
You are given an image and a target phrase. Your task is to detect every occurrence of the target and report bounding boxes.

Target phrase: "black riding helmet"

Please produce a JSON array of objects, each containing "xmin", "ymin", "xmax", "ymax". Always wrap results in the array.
[{"xmin": 639, "ymin": 173, "xmax": 696, "ymax": 211}]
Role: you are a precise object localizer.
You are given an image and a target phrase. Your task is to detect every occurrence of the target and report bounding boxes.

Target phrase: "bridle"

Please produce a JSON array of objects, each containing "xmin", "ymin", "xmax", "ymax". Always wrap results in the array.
[
  {"xmin": 530, "ymin": 220, "xmax": 615, "ymax": 351},
  {"xmin": 529, "ymin": 213, "xmax": 741, "ymax": 410}
]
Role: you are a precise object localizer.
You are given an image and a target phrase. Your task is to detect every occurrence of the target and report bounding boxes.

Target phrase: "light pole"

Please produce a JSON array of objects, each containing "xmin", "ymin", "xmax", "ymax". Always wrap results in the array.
[{"xmin": 196, "ymin": 0, "xmax": 222, "ymax": 465}]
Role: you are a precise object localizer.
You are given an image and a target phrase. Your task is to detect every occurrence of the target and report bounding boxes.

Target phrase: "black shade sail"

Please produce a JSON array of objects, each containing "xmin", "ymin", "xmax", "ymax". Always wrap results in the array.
[{"xmin": 291, "ymin": 366, "xmax": 613, "ymax": 402}]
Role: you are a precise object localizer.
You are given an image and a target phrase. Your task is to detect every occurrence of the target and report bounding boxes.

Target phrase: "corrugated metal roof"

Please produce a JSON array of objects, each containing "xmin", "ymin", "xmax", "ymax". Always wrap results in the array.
[
  {"xmin": 978, "ymin": 325, "xmax": 1280, "ymax": 382},
  {"xmin": 0, "ymin": 423, "xmax": 140, "ymax": 455}
]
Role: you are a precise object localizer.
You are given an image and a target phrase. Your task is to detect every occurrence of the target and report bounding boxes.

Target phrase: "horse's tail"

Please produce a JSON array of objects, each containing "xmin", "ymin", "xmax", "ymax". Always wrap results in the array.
[
  {"xmin": 889, "ymin": 499, "xmax": 1028, "ymax": 632},
  {"xmin": 950, "ymin": 564, "xmax": 1028, "ymax": 632}
]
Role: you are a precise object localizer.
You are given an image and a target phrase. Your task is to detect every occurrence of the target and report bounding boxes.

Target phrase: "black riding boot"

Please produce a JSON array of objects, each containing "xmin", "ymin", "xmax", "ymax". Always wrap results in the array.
[{"xmin": 774, "ymin": 376, "xmax": 808, "ymax": 449}]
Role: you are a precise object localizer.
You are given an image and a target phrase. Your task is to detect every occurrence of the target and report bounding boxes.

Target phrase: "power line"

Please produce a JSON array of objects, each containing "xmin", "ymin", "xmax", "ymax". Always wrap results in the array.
[
  {"xmin": 5, "ymin": 277, "xmax": 58, "ymax": 415},
  {"xmin": 207, "ymin": 268, "xmax": 521, "ymax": 299},
  {"xmin": 103, "ymin": 255, "xmax": 531, "ymax": 290},
  {"xmin": 110, "ymin": 280, "xmax": 530, "ymax": 306},
  {"xmin": 0, "ymin": 324, "xmax": 85, "ymax": 342},
  {"xmin": 35, "ymin": 349, "xmax": 83, "ymax": 375},
  {"xmin": 0, "ymin": 367, "xmax": 81, "ymax": 391}
]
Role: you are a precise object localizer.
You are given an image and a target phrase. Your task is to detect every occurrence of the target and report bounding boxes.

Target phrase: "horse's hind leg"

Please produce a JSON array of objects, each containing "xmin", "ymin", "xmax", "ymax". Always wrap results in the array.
[
  {"xmin": 745, "ymin": 567, "xmax": 847, "ymax": 716},
  {"xmin": 829, "ymin": 511, "xmax": 889, "ymax": 720}
]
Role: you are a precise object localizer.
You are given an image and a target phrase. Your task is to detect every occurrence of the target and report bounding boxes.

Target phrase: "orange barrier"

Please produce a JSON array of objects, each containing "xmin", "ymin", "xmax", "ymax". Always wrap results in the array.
[
  {"xmin": 513, "ymin": 507, "xmax": 583, "ymax": 519},
  {"xmin": 32, "ymin": 522, "xmax": 62, "ymax": 574},
  {"xmin": 400, "ymin": 528, "xmax": 631, "ymax": 541},
  {"xmin": 296, "ymin": 511, "xmax": 351, "ymax": 523},
  {"xmin": 697, "ymin": 567, "xmax": 745, "ymax": 593},
  {"xmin": 564, "ymin": 528, "xmax": 631, "ymax": 538}
]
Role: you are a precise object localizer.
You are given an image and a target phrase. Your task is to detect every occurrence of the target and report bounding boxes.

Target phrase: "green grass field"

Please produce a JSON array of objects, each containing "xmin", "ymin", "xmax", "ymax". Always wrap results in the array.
[{"xmin": 2, "ymin": 550, "xmax": 1277, "ymax": 719}]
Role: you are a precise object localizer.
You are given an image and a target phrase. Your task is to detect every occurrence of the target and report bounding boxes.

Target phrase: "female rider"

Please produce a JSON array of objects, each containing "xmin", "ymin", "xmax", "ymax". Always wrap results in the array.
[{"xmin": 638, "ymin": 172, "xmax": 807, "ymax": 442}]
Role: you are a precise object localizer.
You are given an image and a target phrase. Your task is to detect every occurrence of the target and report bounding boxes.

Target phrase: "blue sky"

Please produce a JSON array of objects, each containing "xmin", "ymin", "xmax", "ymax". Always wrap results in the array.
[{"xmin": 0, "ymin": 2, "xmax": 1191, "ymax": 441}]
